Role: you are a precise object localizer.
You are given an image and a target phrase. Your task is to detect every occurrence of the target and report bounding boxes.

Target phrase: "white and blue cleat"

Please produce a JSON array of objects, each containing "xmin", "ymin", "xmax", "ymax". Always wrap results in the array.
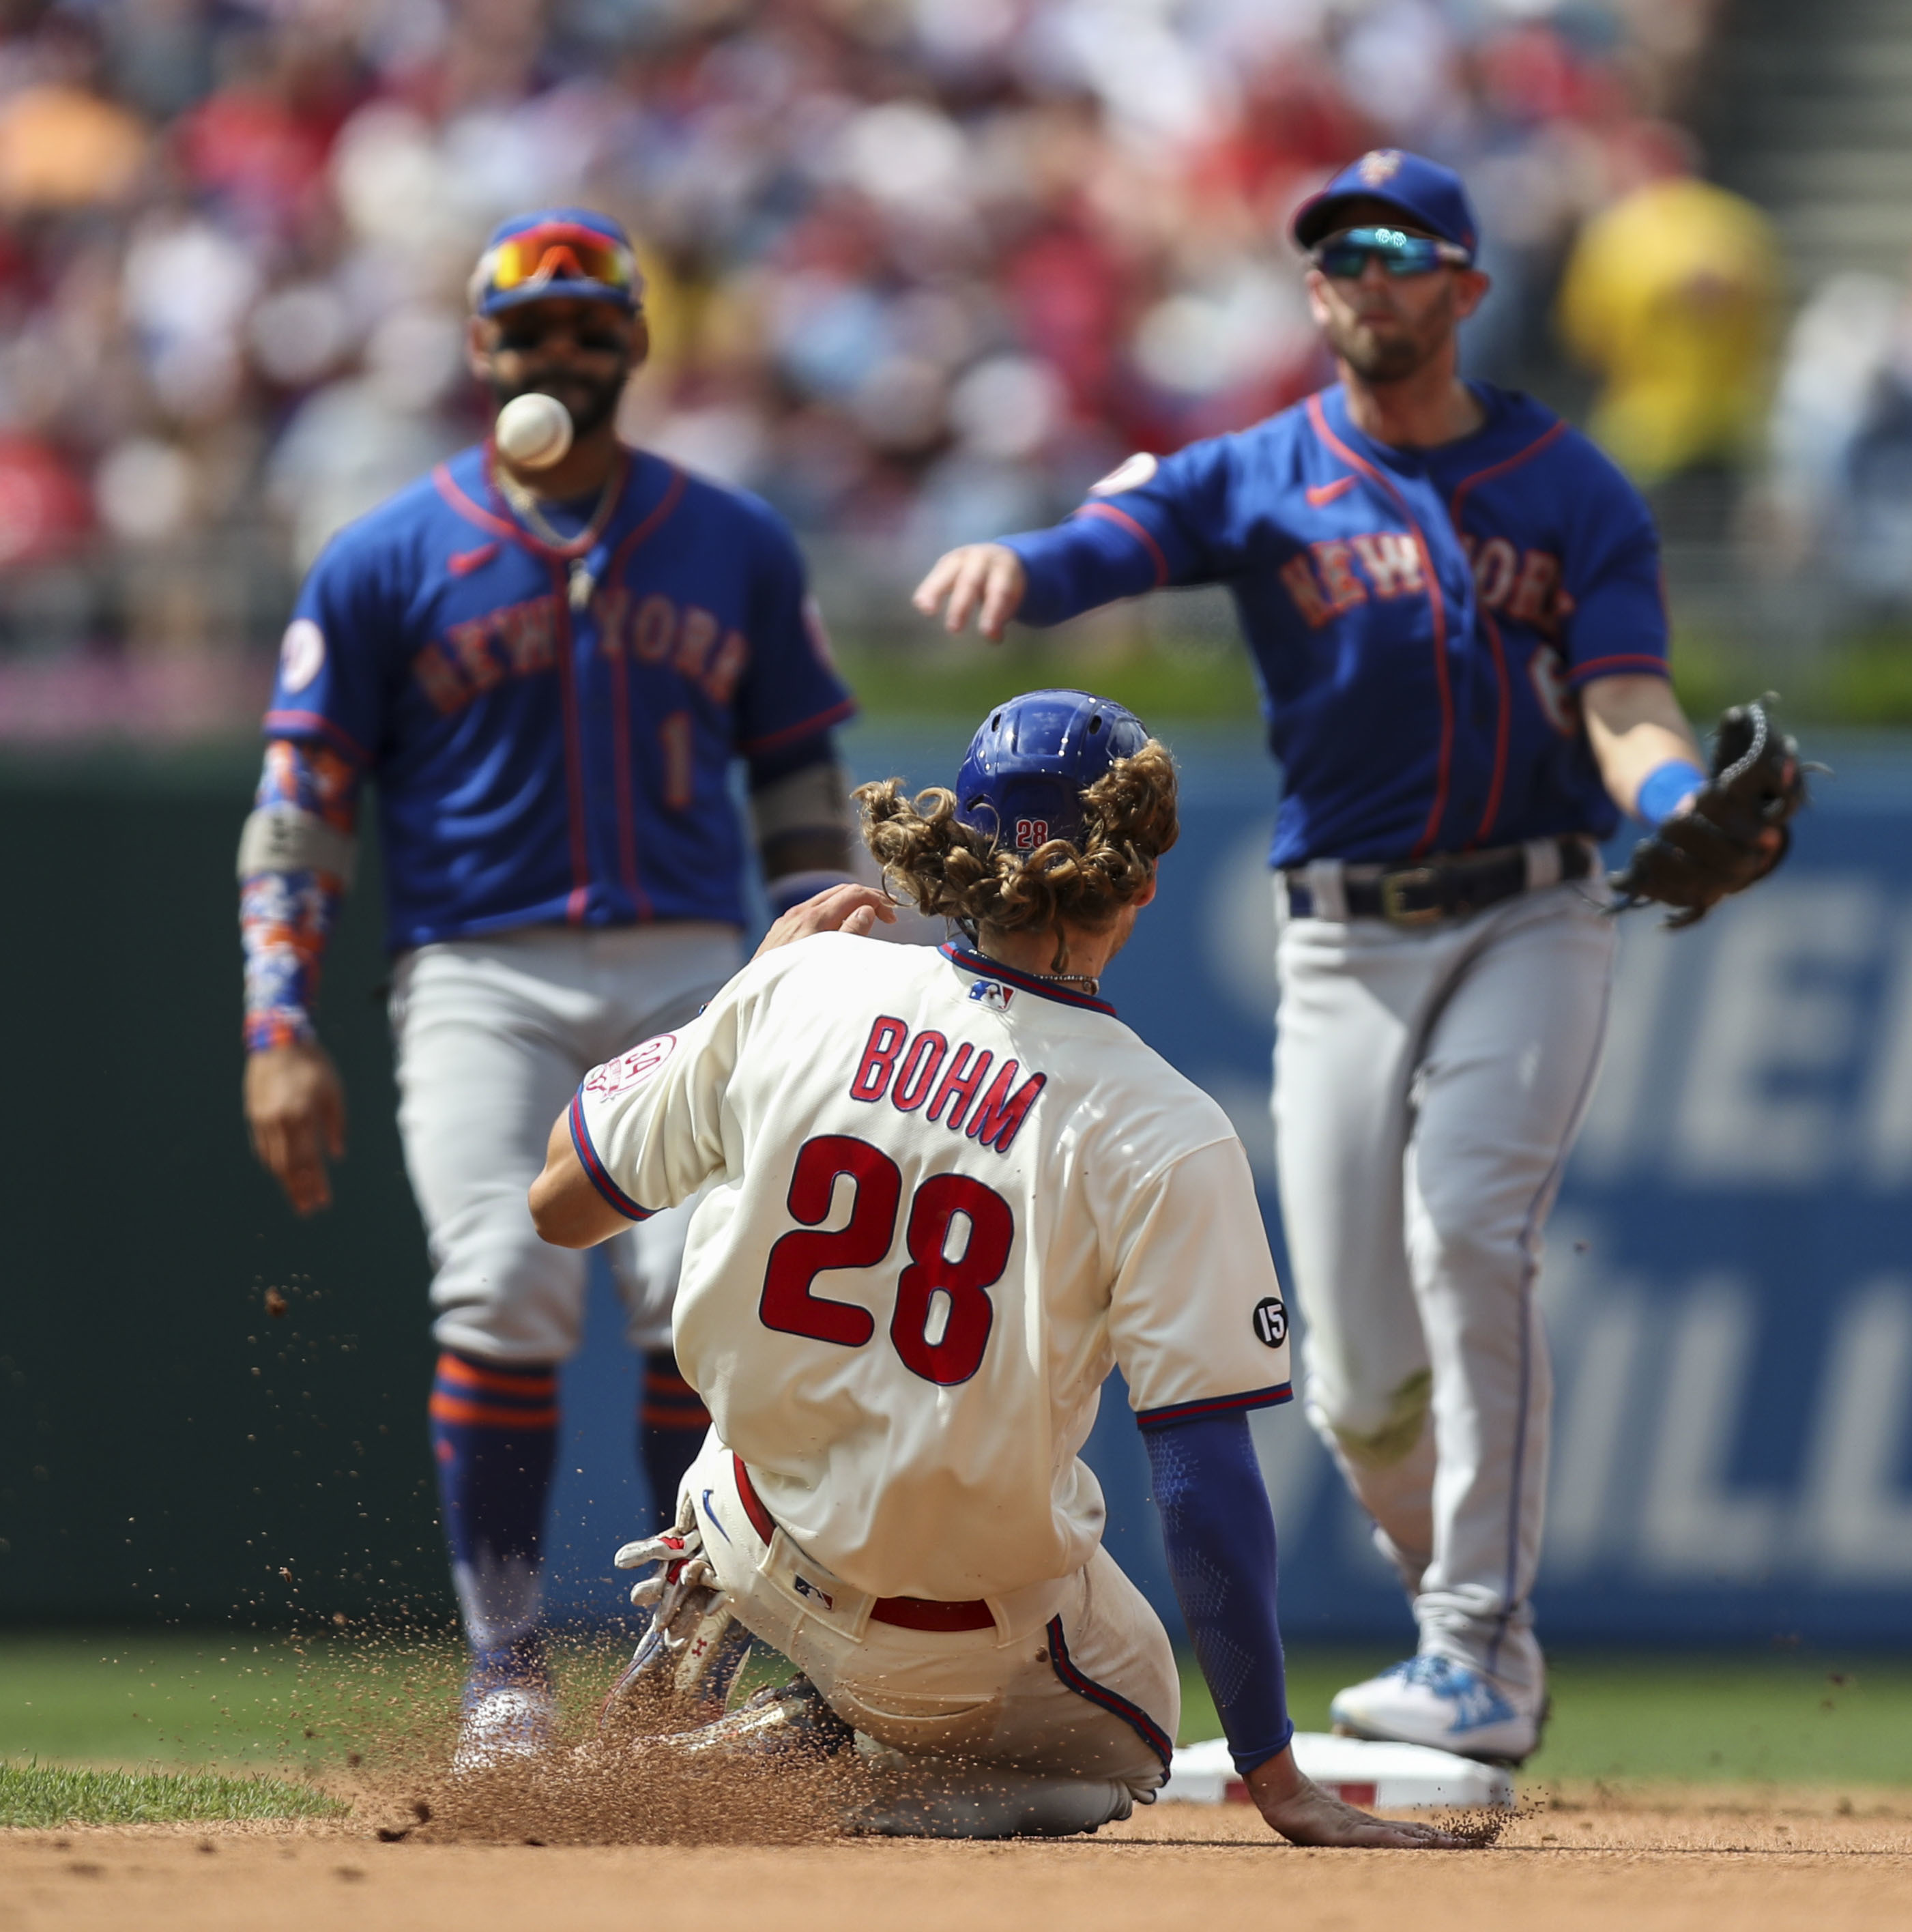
[
  {"xmin": 1328, "ymin": 1655, "xmax": 1546, "ymax": 1766},
  {"xmin": 452, "ymin": 1681, "xmax": 557, "ymax": 1772}
]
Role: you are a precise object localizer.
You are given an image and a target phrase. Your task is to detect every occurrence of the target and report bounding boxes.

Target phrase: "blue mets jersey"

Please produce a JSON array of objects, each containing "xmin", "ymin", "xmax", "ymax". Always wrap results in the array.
[
  {"xmin": 1002, "ymin": 381, "xmax": 1668, "ymax": 869},
  {"xmin": 263, "ymin": 444, "xmax": 855, "ymax": 950}
]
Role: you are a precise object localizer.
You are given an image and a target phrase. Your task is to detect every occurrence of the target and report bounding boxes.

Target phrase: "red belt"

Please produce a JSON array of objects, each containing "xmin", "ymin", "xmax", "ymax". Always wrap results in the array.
[{"xmin": 730, "ymin": 1454, "xmax": 996, "ymax": 1633}]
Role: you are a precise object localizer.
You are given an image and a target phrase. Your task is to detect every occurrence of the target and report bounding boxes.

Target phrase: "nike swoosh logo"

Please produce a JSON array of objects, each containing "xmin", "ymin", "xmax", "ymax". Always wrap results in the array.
[
  {"xmin": 699, "ymin": 1489, "xmax": 732, "ymax": 1542},
  {"xmin": 1306, "ymin": 476, "xmax": 1357, "ymax": 506}
]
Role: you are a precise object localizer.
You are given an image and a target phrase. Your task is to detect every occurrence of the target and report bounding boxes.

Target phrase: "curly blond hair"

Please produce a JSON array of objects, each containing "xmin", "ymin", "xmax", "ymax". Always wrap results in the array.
[{"xmin": 855, "ymin": 738, "xmax": 1179, "ymax": 936}]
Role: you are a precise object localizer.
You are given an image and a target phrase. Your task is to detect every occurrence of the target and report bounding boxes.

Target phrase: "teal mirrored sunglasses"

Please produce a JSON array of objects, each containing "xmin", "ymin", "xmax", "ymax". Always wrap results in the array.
[{"xmin": 1311, "ymin": 227, "xmax": 1473, "ymax": 278}]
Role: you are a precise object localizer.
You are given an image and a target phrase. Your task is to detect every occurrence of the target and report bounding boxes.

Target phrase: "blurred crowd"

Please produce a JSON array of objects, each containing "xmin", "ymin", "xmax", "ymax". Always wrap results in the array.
[{"xmin": 0, "ymin": 0, "xmax": 1746, "ymax": 729}]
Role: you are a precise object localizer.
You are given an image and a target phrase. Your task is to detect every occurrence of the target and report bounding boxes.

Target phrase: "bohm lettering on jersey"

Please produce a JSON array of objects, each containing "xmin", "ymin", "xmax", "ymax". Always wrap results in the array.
[{"xmin": 848, "ymin": 1015, "xmax": 1046, "ymax": 1153}]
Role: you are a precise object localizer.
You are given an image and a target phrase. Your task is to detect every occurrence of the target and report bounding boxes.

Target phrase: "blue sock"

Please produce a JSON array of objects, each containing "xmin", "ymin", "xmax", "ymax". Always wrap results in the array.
[
  {"xmin": 639, "ymin": 1349, "xmax": 711, "ymax": 1525},
  {"xmin": 430, "ymin": 1351, "xmax": 559, "ymax": 1689}
]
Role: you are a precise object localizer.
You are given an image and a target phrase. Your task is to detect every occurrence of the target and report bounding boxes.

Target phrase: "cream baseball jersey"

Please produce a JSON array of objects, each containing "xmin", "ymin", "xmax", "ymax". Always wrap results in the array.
[{"xmin": 570, "ymin": 934, "xmax": 1292, "ymax": 1603}]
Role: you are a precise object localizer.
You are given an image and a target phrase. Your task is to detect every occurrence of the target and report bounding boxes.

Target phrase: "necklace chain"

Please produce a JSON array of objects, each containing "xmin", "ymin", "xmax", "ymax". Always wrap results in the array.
[
  {"xmin": 492, "ymin": 450, "xmax": 621, "ymax": 609},
  {"xmin": 974, "ymin": 945, "xmax": 1099, "ymax": 997}
]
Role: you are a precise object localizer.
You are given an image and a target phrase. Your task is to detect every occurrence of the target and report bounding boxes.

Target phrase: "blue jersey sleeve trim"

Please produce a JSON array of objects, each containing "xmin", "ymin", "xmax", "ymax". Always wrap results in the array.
[
  {"xmin": 738, "ymin": 696, "xmax": 858, "ymax": 757},
  {"xmin": 263, "ymin": 710, "xmax": 373, "ymax": 768},
  {"xmin": 1045, "ymin": 1615, "xmax": 1174, "ymax": 1768},
  {"xmin": 1072, "ymin": 502, "xmax": 1169, "ymax": 586},
  {"xmin": 1002, "ymin": 511, "xmax": 1169, "ymax": 626},
  {"xmin": 1135, "ymin": 1382, "xmax": 1292, "ymax": 1429},
  {"xmin": 1568, "ymin": 652, "xmax": 1672, "ymax": 687},
  {"xmin": 566, "ymin": 1093, "xmax": 654, "ymax": 1222}
]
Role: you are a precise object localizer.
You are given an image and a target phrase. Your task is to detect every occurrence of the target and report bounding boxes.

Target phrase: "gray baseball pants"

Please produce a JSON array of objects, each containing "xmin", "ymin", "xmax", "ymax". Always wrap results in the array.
[
  {"xmin": 389, "ymin": 922, "xmax": 743, "ymax": 1364},
  {"xmin": 1272, "ymin": 873, "xmax": 1615, "ymax": 1696}
]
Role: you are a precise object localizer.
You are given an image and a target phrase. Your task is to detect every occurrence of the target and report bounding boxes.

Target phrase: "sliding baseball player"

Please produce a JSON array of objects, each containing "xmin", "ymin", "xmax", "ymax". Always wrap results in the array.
[{"xmin": 530, "ymin": 689, "xmax": 1458, "ymax": 1845}]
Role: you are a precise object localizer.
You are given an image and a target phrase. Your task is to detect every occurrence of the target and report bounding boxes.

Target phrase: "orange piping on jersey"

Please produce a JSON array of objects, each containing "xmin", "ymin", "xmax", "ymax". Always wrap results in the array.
[
  {"xmin": 549, "ymin": 560, "xmax": 594, "ymax": 922},
  {"xmin": 1443, "ymin": 418, "xmax": 1568, "ymax": 528},
  {"xmin": 1569, "ymin": 652, "xmax": 1670, "ymax": 684},
  {"xmin": 1071, "ymin": 502, "xmax": 1169, "ymax": 587},
  {"xmin": 1472, "ymin": 610, "xmax": 1511, "ymax": 846},
  {"xmin": 737, "ymin": 696, "xmax": 858, "ymax": 757},
  {"xmin": 431, "ymin": 442, "xmax": 633, "ymax": 562},
  {"xmin": 605, "ymin": 641, "xmax": 651, "ymax": 917},
  {"xmin": 1305, "ymin": 393, "xmax": 1453, "ymax": 859},
  {"xmin": 597, "ymin": 463, "xmax": 687, "ymax": 923},
  {"xmin": 1444, "ymin": 418, "xmax": 1577, "ymax": 844},
  {"xmin": 262, "ymin": 710, "xmax": 371, "ymax": 768},
  {"xmin": 600, "ymin": 463, "xmax": 687, "ymax": 577}
]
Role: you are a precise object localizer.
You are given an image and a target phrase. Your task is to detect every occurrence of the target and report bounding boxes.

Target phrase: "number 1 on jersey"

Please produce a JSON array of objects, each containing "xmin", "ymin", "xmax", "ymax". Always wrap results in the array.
[{"xmin": 760, "ymin": 1134, "xmax": 1013, "ymax": 1386}]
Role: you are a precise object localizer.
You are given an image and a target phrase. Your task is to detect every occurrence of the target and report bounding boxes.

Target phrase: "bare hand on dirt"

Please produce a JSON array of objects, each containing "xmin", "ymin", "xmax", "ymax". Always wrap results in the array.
[{"xmin": 1246, "ymin": 1747, "xmax": 1465, "ymax": 1849}]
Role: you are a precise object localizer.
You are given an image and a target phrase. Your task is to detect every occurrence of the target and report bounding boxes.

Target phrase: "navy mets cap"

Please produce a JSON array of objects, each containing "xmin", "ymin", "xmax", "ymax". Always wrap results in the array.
[
  {"xmin": 469, "ymin": 207, "xmax": 644, "ymax": 317},
  {"xmin": 1290, "ymin": 149, "xmax": 1481, "ymax": 261}
]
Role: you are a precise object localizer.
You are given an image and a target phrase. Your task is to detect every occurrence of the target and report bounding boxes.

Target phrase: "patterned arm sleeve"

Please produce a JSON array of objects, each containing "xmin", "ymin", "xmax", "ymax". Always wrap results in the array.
[{"xmin": 238, "ymin": 740, "xmax": 364, "ymax": 1052}]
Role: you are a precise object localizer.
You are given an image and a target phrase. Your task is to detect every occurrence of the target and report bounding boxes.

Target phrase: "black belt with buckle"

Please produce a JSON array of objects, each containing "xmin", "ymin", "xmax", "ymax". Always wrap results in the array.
[{"xmin": 1284, "ymin": 837, "xmax": 1593, "ymax": 926}]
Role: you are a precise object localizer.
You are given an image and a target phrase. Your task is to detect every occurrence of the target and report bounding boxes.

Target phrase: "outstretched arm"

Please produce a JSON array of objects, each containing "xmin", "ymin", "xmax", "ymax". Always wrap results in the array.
[
  {"xmin": 1145, "ymin": 1412, "xmax": 1458, "ymax": 1849},
  {"xmin": 239, "ymin": 740, "xmax": 360, "ymax": 1215},
  {"xmin": 914, "ymin": 502, "xmax": 1178, "ymax": 639}
]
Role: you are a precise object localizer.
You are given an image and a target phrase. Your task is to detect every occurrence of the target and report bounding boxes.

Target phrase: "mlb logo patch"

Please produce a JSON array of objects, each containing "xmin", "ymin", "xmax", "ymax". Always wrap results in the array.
[
  {"xmin": 792, "ymin": 1574, "xmax": 835, "ymax": 1609},
  {"xmin": 1013, "ymin": 818, "xmax": 1049, "ymax": 850},
  {"xmin": 969, "ymin": 979, "xmax": 1014, "ymax": 1011}
]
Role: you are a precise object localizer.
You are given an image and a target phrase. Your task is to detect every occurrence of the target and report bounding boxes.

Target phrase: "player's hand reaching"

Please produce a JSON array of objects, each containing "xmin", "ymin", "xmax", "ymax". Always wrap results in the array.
[
  {"xmin": 912, "ymin": 543, "xmax": 1027, "ymax": 642},
  {"xmin": 244, "ymin": 1040, "xmax": 347, "ymax": 1215},
  {"xmin": 753, "ymin": 882, "xmax": 899, "ymax": 959},
  {"xmin": 1245, "ymin": 1745, "xmax": 1464, "ymax": 1849}
]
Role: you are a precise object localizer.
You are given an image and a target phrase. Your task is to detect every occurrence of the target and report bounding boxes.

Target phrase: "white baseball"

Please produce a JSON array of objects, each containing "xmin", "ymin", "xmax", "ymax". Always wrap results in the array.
[{"xmin": 495, "ymin": 392, "xmax": 574, "ymax": 470}]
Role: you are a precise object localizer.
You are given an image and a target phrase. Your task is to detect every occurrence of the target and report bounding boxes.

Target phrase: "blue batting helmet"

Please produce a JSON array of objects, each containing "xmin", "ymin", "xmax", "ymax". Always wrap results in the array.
[{"xmin": 953, "ymin": 689, "xmax": 1150, "ymax": 853}]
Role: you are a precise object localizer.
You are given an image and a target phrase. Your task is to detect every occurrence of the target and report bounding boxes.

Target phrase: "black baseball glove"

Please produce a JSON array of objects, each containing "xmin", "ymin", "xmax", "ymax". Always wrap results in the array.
[{"xmin": 1608, "ymin": 700, "xmax": 1809, "ymax": 927}]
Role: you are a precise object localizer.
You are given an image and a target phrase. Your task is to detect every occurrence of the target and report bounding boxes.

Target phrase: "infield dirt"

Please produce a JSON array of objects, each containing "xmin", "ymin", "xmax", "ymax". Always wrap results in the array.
[{"xmin": 4, "ymin": 1788, "xmax": 1910, "ymax": 1932}]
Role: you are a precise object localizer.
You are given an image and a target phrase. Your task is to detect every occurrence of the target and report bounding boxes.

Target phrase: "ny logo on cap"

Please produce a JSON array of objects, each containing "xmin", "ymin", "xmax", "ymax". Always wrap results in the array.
[{"xmin": 1358, "ymin": 149, "xmax": 1404, "ymax": 186}]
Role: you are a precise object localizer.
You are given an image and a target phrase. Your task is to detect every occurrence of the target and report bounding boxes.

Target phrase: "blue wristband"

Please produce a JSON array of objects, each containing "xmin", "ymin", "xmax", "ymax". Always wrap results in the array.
[{"xmin": 1636, "ymin": 758, "xmax": 1707, "ymax": 827}]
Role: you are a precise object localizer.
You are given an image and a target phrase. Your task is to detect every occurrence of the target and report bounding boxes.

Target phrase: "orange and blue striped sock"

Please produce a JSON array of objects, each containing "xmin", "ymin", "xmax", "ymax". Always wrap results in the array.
[
  {"xmin": 429, "ymin": 1351, "xmax": 560, "ymax": 1687},
  {"xmin": 639, "ymin": 1350, "xmax": 710, "ymax": 1524}
]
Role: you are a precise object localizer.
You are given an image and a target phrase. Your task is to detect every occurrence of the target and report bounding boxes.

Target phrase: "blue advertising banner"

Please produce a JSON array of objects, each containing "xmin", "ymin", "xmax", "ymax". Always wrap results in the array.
[{"xmin": 545, "ymin": 724, "xmax": 1912, "ymax": 1653}]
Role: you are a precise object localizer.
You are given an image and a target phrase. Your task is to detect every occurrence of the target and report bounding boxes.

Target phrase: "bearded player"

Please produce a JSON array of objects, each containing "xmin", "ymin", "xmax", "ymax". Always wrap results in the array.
[
  {"xmin": 529, "ymin": 689, "xmax": 1458, "ymax": 1845},
  {"xmin": 238, "ymin": 209, "xmax": 863, "ymax": 1759},
  {"xmin": 914, "ymin": 154, "xmax": 1804, "ymax": 1762}
]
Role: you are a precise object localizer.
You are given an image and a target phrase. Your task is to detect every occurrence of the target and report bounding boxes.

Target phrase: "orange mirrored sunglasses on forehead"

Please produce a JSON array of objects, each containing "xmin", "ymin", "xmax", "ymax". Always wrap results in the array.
[{"xmin": 482, "ymin": 225, "xmax": 637, "ymax": 295}]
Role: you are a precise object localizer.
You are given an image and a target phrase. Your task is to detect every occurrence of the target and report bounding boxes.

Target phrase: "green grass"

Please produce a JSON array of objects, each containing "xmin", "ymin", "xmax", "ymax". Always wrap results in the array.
[
  {"xmin": 1177, "ymin": 1648, "xmax": 1912, "ymax": 1787},
  {"xmin": 0, "ymin": 1631, "xmax": 465, "ymax": 1770},
  {"xmin": 0, "ymin": 1760, "xmax": 344, "ymax": 1827},
  {"xmin": 5, "ymin": 1633, "xmax": 1911, "ymax": 1796}
]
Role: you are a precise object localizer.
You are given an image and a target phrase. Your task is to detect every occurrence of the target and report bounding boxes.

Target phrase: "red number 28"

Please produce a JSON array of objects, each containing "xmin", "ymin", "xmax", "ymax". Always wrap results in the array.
[{"xmin": 759, "ymin": 1134, "xmax": 1014, "ymax": 1386}]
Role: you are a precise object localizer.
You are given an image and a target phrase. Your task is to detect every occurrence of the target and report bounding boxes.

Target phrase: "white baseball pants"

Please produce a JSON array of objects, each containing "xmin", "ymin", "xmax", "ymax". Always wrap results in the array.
[
  {"xmin": 683, "ymin": 1434, "xmax": 1177, "ymax": 1838},
  {"xmin": 388, "ymin": 923, "xmax": 742, "ymax": 1364},
  {"xmin": 1272, "ymin": 876, "xmax": 1615, "ymax": 1696}
]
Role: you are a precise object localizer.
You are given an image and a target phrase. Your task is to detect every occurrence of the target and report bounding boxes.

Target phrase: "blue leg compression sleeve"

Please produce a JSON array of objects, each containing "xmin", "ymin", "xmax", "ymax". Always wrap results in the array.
[
  {"xmin": 430, "ymin": 1351, "xmax": 559, "ymax": 1686},
  {"xmin": 1144, "ymin": 1409, "xmax": 1295, "ymax": 1775}
]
